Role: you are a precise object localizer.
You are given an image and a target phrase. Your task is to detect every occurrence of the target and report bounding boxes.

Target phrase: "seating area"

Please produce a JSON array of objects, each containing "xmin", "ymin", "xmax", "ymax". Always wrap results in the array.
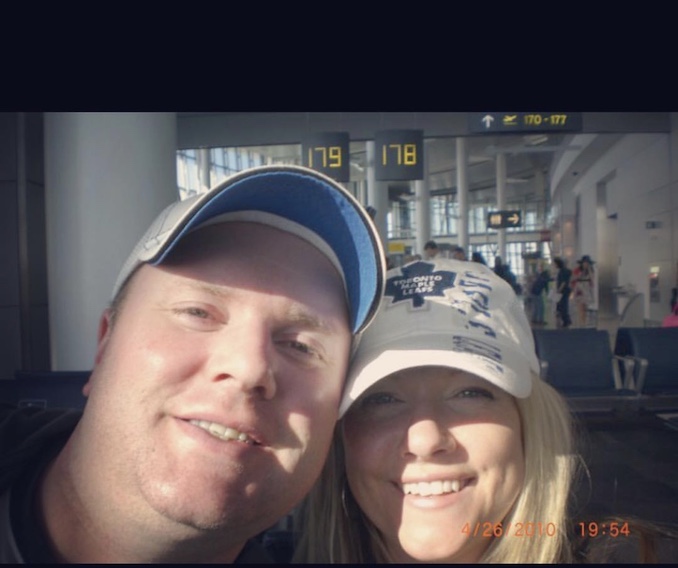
[
  {"xmin": 614, "ymin": 326, "xmax": 678, "ymax": 410},
  {"xmin": 532, "ymin": 328, "xmax": 638, "ymax": 414},
  {"xmin": 0, "ymin": 371, "xmax": 90, "ymax": 410},
  {"xmin": 533, "ymin": 326, "xmax": 678, "ymax": 415}
]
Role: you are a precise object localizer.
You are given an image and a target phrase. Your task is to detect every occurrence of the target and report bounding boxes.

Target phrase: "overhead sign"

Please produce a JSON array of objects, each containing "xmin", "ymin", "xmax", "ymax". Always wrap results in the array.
[
  {"xmin": 301, "ymin": 132, "xmax": 350, "ymax": 182},
  {"xmin": 468, "ymin": 112, "xmax": 583, "ymax": 134},
  {"xmin": 374, "ymin": 129, "xmax": 424, "ymax": 181},
  {"xmin": 487, "ymin": 210, "xmax": 522, "ymax": 229}
]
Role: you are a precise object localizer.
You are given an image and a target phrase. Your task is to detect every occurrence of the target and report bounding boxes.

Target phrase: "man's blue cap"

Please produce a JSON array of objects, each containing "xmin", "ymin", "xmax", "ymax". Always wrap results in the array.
[{"xmin": 113, "ymin": 165, "xmax": 386, "ymax": 335}]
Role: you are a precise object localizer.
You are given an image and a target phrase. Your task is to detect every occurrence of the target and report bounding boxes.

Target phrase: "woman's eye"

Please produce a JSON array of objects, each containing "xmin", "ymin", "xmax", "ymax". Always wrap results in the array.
[
  {"xmin": 359, "ymin": 392, "xmax": 400, "ymax": 406},
  {"xmin": 455, "ymin": 388, "xmax": 494, "ymax": 400}
]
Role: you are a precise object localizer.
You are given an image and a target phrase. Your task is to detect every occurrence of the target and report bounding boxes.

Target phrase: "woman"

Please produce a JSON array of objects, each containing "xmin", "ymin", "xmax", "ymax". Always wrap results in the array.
[
  {"xmin": 572, "ymin": 255, "xmax": 596, "ymax": 327},
  {"xmin": 293, "ymin": 258, "xmax": 578, "ymax": 563},
  {"xmin": 292, "ymin": 259, "xmax": 678, "ymax": 563}
]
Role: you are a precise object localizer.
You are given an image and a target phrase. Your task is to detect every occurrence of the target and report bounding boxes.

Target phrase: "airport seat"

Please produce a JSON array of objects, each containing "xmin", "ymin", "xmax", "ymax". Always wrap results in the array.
[
  {"xmin": 532, "ymin": 328, "xmax": 638, "ymax": 413},
  {"xmin": 0, "ymin": 371, "xmax": 90, "ymax": 410},
  {"xmin": 614, "ymin": 327, "xmax": 678, "ymax": 410}
]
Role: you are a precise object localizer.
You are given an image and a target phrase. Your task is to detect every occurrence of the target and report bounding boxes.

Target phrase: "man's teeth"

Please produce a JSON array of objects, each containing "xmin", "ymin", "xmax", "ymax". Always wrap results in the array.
[
  {"xmin": 403, "ymin": 479, "xmax": 462, "ymax": 496},
  {"xmin": 190, "ymin": 420, "xmax": 255, "ymax": 444}
]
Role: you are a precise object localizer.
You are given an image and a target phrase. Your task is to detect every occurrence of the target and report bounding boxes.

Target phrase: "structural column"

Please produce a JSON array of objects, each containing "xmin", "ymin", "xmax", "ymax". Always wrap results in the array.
[
  {"xmin": 415, "ymin": 143, "xmax": 430, "ymax": 257},
  {"xmin": 365, "ymin": 141, "xmax": 389, "ymax": 252},
  {"xmin": 456, "ymin": 138, "xmax": 469, "ymax": 253},
  {"xmin": 44, "ymin": 112, "xmax": 178, "ymax": 370},
  {"xmin": 496, "ymin": 152, "xmax": 507, "ymax": 261}
]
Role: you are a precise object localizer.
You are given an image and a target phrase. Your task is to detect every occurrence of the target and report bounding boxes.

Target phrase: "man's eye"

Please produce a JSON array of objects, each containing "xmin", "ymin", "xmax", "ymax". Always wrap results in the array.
[
  {"xmin": 279, "ymin": 340, "xmax": 317, "ymax": 357},
  {"xmin": 289, "ymin": 340, "xmax": 312, "ymax": 354},
  {"xmin": 176, "ymin": 307, "xmax": 210, "ymax": 319}
]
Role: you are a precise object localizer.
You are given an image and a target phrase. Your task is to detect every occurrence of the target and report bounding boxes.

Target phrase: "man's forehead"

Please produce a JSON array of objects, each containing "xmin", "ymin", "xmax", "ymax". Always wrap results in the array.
[{"xmin": 164, "ymin": 221, "xmax": 334, "ymax": 262}]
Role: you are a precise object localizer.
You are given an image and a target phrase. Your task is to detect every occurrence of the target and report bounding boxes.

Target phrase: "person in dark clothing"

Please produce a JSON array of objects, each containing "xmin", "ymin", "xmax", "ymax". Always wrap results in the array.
[
  {"xmin": 553, "ymin": 257, "xmax": 572, "ymax": 328},
  {"xmin": 530, "ymin": 260, "xmax": 551, "ymax": 325},
  {"xmin": 471, "ymin": 251, "xmax": 487, "ymax": 265},
  {"xmin": 0, "ymin": 166, "xmax": 386, "ymax": 564}
]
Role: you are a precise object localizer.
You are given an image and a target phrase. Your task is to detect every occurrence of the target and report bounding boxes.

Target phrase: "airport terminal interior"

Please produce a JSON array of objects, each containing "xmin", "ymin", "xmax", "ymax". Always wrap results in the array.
[{"xmin": 1, "ymin": 112, "xmax": 677, "ymax": 546}]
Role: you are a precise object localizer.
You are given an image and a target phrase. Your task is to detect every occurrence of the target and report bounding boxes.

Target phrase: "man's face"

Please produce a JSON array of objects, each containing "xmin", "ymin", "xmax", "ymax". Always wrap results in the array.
[{"xmin": 82, "ymin": 222, "xmax": 352, "ymax": 539}]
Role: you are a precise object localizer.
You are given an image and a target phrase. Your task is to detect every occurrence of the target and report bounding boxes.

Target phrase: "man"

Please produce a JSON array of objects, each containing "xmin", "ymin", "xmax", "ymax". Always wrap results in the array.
[
  {"xmin": 423, "ymin": 240, "xmax": 439, "ymax": 259},
  {"xmin": 553, "ymin": 256, "xmax": 572, "ymax": 328},
  {"xmin": 0, "ymin": 165, "xmax": 386, "ymax": 563},
  {"xmin": 450, "ymin": 245, "xmax": 466, "ymax": 261}
]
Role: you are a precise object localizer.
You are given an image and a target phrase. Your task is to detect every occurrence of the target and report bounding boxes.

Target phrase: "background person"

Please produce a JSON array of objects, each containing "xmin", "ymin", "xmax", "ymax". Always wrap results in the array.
[
  {"xmin": 470, "ymin": 251, "xmax": 487, "ymax": 265},
  {"xmin": 572, "ymin": 255, "xmax": 596, "ymax": 327},
  {"xmin": 450, "ymin": 245, "xmax": 467, "ymax": 261},
  {"xmin": 529, "ymin": 259, "xmax": 551, "ymax": 325},
  {"xmin": 423, "ymin": 240, "xmax": 440, "ymax": 260},
  {"xmin": 553, "ymin": 257, "xmax": 572, "ymax": 328},
  {"xmin": 0, "ymin": 165, "xmax": 386, "ymax": 564}
]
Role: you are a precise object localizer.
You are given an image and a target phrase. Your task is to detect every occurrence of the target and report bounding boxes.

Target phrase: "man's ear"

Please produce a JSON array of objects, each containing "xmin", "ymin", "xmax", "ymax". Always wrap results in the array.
[
  {"xmin": 94, "ymin": 308, "xmax": 115, "ymax": 365},
  {"xmin": 84, "ymin": 309, "xmax": 115, "ymax": 397}
]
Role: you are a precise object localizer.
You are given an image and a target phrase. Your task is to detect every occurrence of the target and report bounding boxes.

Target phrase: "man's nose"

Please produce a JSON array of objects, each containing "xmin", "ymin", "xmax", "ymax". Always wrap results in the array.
[{"xmin": 207, "ymin": 320, "xmax": 277, "ymax": 400}]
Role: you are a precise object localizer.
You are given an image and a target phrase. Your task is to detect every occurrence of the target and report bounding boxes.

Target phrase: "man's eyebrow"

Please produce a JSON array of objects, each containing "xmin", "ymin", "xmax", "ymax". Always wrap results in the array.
[
  {"xmin": 175, "ymin": 280, "xmax": 340, "ymax": 333},
  {"xmin": 283, "ymin": 305, "xmax": 333, "ymax": 333},
  {"xmin": 168, "ymin": 280, "xmax": 231, "ymax": 301}
]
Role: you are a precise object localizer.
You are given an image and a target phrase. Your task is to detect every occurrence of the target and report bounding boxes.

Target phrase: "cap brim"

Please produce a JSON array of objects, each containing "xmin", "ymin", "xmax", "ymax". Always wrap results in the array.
[
  {"xmin": 114, "ymin": 165, "xmax": 385, "ymax": 334},
  {"xmin": 339, "ymin": 332, "xmax": 534, "ymax": 418}
]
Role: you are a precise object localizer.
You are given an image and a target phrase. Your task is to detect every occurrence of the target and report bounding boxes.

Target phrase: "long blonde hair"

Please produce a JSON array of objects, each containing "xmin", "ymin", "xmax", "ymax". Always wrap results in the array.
[{"xmin": 292, "ymin": 373, "xmax": 578, "ymax": 563}]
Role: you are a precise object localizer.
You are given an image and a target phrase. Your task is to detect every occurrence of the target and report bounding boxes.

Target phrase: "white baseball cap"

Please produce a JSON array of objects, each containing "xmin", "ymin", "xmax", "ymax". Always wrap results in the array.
[
  {"xmin": 339, "ymin": 258, "xmax": 539, "ymax": 417},
  {"xmin": 112, "ymin": 165, "xmax": 386, "ymax": 335}
]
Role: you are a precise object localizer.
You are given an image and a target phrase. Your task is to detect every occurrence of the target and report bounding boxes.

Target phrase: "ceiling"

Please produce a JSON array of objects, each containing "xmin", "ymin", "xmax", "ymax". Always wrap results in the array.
[
  {"xmin": 178, "ymin": 112, "xmax": 669, "ymax": 208},
  {"xmin": 244, "ymin": 132, "xmax": 577, "ymax": 206}
]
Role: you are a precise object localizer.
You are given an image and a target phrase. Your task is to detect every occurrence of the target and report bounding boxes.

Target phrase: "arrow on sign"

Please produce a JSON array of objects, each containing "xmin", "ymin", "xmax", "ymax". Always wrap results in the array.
[
  {"xmin": 507, "ymin": 213, "xmax": 520, "ymax": 224},
  {"xmin": 481, "ymin": 114, "xmax": 494, "ymax": 129}
]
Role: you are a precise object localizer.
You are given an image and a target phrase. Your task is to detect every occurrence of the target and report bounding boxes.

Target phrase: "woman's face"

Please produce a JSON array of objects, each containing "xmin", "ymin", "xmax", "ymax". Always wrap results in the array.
[{"xmin": 342, "ymin": 366, "xmax": 524, "ymax": 563}]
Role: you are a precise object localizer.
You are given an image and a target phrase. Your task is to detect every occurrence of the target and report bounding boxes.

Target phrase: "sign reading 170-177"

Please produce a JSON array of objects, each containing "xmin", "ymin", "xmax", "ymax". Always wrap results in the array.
[{"xmin": 468, "ymin": 112, "xmax": 583, "ymax": 134}]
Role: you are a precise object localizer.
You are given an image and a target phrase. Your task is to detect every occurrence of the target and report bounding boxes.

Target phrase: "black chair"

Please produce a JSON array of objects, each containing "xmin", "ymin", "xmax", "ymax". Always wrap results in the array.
[
  {"xmin": 0, "ymin": 371, "xmax": 90, "ymax": 410},
  {"xmin": 614, "ymin": 327, "xmax": 678, "ymax": 410},
  {"xmin": 532, "ymin": 328, "xmax": 638, "ymax": 413}
]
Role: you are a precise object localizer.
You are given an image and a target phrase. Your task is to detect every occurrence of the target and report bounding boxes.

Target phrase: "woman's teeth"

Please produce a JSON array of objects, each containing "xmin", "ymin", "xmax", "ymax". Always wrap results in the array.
[{"xmin": 403, "ymin": 479, "xmax": 463, "ymax": 496}]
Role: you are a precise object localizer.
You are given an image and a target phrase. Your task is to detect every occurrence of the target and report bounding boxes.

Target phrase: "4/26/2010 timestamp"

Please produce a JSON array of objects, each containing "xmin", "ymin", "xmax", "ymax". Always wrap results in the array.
[
  {"xmin": 462, "ymin": 521, "xmax": 557, "ymax": 538},
  {"xmin": 578, "ymin": 521, "xmax": 631, "ymax": 538}
]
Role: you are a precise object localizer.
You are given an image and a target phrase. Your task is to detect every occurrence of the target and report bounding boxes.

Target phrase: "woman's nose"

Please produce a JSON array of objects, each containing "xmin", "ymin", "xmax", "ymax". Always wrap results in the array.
[{"xmin": 403, "ymin": 415, "xmax": 456, "ymax": 459}]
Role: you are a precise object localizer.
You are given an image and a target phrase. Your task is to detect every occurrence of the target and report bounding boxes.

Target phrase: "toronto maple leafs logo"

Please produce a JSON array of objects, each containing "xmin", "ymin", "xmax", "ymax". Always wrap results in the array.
[{"xmin": 385, "ymin": 261, "xmax": 456, "ymax": 308}]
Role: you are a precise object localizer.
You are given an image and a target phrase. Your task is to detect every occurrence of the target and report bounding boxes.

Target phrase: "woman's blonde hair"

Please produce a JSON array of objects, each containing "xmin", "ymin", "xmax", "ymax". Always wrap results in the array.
[{"xmin": 293, "ymin": 372, "xmax": 579, "ymax": 563}]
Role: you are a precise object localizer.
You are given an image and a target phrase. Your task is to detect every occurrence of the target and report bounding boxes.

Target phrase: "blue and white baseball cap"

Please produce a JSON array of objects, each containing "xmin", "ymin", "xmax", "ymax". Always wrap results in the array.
[
  {"xmin": 339, "ymin": 258, "xmax": 539, "ymax": 417},
  {"xmin": 112, "ymin": 165, "xmax": 386, "ymax": 335}
]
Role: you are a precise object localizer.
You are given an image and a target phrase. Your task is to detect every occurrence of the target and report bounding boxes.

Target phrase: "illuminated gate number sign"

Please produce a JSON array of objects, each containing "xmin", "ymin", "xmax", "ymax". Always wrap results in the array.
[
  {"xmin": 374, "ymin": 129, "xmax": 424, "ymax": 181},
  {"xmin": 487, "ymin": 210, "xmax": 522, "ymax": 229},
  {"xmin": 301, "ymin": 132, "xmax": 349, "ymax": 182}
]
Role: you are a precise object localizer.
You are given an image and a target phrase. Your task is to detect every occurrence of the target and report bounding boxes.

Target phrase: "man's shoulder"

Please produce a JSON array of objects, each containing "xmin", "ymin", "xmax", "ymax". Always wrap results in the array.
[
  {"xmin": 0, "ymin": 404, "xmax": 81, "ymax": 490},
  {"xmin": 235, "ymin": 537, "xmax": 277, "ymax": 563},
  {"xmin": 0, "ymin": 404, "xmax": 81, "ymax": 440}
]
